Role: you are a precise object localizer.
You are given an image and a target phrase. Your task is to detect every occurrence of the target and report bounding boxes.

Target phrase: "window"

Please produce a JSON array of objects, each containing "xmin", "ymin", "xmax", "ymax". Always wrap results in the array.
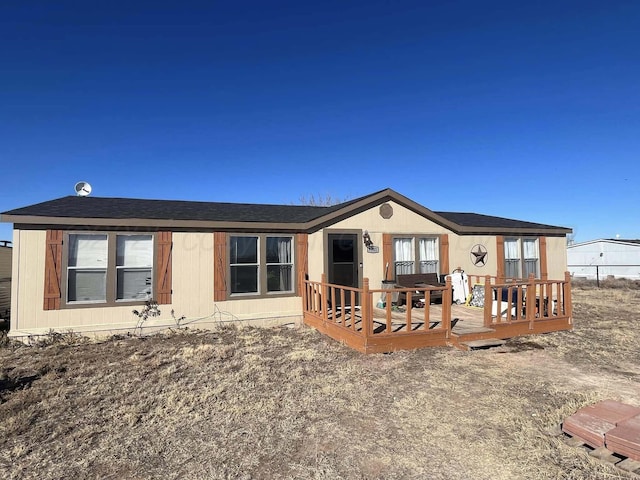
[
  {"xmin": 522, "ymin": 238, "xmax": 539, "ymax": 278},
  {"xmin": 68, "ymin": 234, "xmax": 108, "ymax": 302},
  {"xmin": 394, "ymin": 237, "xmax": 414, "ymax": 275},
  {"xmin": 230, "ymin": 236, "xmax": 259, "ymax": 294},
  {"xmin": 504, "ymin": 238, "xmax": 520, "ymax": 279},
  {"xmin": 116, "ymin": 235, "xmax": 154, "ymax": 300},
  {"xmin": 229, "ymin": 235, "xmax": 294, "ymax": 296},
  {"xmin": 393, "ymin": 236, "xmax": 439, "ymax": 278},
  {"xmin": 418, "ymin": 238, "xmax": 438, "ymax": 273},
  {"xmin": 504, "ymin": 237, "xmax": 539, "ymax": 279},
  {"xmin": 266, "ymin": 236, "xmax": 293, "ymax": 293},
  {"xmin": 66, "ymin": 233, "xmax": 154, "ymax": 305}
]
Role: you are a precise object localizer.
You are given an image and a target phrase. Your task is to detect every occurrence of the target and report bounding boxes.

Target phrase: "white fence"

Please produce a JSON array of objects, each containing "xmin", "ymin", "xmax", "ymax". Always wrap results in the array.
[{"xmin": 568, "ymin": 264, "xmax": 640, "ymax": 284}]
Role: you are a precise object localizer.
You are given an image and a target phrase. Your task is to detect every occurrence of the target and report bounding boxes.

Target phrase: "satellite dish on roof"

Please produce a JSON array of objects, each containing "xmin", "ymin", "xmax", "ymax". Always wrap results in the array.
[{"xmin": 74, "ymin": 181, "xmax": 92, "ymax": 197}]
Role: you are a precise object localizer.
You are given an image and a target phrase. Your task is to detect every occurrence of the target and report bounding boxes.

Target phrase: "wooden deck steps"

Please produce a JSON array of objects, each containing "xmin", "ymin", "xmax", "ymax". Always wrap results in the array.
[
  {"xmin": 562, "ymin": 399, "xmax": 640, "ymax": 474},
  {"xmin": 451, "ymin": 324, "xmax": 494, "ymax": 335},
  {"xmin": 458, "ymin": 338, "xmax": 506, "ymax": 351}
]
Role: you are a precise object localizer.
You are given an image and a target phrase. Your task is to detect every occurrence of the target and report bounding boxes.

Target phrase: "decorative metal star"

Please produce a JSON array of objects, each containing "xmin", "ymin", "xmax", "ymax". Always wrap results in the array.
[{"xmin": 471, "ymin": 244, "xmax": 488, "ymax": 266}]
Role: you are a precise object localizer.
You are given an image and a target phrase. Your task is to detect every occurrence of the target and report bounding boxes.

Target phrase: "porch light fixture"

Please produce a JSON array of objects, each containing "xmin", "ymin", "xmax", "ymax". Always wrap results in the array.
[{"xmin": 363, "ymin": 230, "xmax": 373, "ymax": 248}]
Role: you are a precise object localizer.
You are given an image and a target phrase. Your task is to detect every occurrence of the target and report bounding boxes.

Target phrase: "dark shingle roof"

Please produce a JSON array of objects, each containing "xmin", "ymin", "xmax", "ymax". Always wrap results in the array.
[
  {"xmin": 2, "ymin": 196, "xmax": 338, "ymax": 223},
  {"xmin": 1, "ymin": 189, "xmax": 571, "ymax": 234},
  {"xmin": 435, "ymin": 211, "xmax": 562, "ymax": 231}
]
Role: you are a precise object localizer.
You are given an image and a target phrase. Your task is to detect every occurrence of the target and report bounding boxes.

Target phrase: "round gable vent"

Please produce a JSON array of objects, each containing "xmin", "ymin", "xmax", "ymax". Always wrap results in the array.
[{"xmin": 379, "ymin": 203, "xmax": 393, "ymax": 219}]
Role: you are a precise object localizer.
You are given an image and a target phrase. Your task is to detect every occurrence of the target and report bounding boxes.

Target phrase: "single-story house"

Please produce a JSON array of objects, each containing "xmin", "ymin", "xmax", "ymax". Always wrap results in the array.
[
  {"xmin": 568, "ymin": 239, "xmax": 640, "ymax": 280},
  {"xmin": 0, "ymin": 240, "xmax": 11, "ymax": 321},
  {"xmin": 1, "ymin": 188, "xmax": 573, "ymax": 350}
]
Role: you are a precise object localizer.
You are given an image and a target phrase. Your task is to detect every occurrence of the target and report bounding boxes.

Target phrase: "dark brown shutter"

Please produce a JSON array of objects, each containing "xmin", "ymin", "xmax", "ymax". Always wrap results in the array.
[
  {"xmin": 156, "ymin": 231, "xmax": 173, "ymax": 304},
  {"xmin": 496, "ymin": 235, "xmax": 505, "ymax": 281},
  {"xmin": 439, "ymin": 234, "xmax": 450, "ymax": 274},
  {"xmin": 296, "ymin": 233, "xmax": 308, "ymax": 294},
  {"xmin": 44, "ymin": 230, "xmax": 63, "ymax": 310},
  {"xmin": 213, "ymin": 232, "xmax": 227, "ymax": 301},
  {"xmin": 539, "ymin": 236, "xmax": 548, "ymax": 280},
  {"xmin": 382, "ymin": 233, "xmax": 393, "ymax": 280}
]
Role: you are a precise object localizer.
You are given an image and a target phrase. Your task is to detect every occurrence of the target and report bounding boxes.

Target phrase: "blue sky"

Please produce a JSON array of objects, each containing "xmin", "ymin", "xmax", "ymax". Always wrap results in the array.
[{"xmin": 1, "ymin": 0, "xmax": 639, "ymax": 242}]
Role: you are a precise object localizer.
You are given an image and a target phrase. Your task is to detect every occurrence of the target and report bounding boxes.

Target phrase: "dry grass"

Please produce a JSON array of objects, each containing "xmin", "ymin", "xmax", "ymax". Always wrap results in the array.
[{"xmin": 1, "ymin": 285, "xmax": 640, "ymax": 479}]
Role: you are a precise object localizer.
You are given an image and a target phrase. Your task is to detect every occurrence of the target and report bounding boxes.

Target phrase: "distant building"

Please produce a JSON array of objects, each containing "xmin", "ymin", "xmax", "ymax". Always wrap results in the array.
[
  {"xmin": 0, "ymin": 240, "xmax": 11, "ymax": 320},
  {"xmin": 567, "ymin": 239, "xmax": 640, "ymax": 280}
]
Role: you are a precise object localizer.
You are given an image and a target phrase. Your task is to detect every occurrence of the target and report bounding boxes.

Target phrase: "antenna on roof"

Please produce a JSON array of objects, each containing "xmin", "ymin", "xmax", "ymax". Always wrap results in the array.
[{"xmin": 74, "ymin": 181, "xmax": 92, "ymax": 197}]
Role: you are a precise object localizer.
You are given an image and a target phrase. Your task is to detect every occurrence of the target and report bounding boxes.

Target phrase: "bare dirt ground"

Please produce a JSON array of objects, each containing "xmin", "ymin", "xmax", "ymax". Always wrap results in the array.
[{"xmin": 1, "ymin": 280, "xmax": 639, "ymax": 479}]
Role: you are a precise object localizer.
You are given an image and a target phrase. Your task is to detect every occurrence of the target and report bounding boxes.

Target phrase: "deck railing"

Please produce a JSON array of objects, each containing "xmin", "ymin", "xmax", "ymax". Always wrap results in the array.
[
  {"xmin": 471, "ymin": 273, "xmax": 573, "ymax": 329},
  {"xmin": 369, "ymin": 280, "xmax": 452, "ymax": 336},
  {"xmin": 302, "ymin": 272, "xmax": 572, "ymax": 352}
]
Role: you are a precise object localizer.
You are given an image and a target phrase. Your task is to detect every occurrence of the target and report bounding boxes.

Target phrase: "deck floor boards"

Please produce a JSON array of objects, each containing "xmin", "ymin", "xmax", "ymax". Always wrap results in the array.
[{"xmin": 326, "ymin": 303, "xmax": 490, "ymax": 335}]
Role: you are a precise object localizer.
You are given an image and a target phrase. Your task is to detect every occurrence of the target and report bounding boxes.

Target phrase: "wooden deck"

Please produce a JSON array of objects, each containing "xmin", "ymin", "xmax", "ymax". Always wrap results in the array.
[
  {"xmin": 327, "ymin": 303, "xmax": 487, "ymax": 334},
  {"xmin": 303, "ymin": 273, "xmax": 573, "ymax": 353}
]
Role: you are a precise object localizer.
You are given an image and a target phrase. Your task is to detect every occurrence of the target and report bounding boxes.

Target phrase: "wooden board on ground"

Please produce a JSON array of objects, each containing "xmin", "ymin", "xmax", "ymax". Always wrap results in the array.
[
  {"xmin": 589, "ymin": 446, "xmax": 621, "ymax": 464},
  {"xmin": 452, "ymin": 324, "xmax": 494, "ymax": 335},
  {"xmin": 616, "ymin": 458, "xmax": 640, "ymax": 473},
  {"xmin": 460, "ymin": 338, "xmax": 506, "ymax": 350},
  {"xmin": 564, "ymin": 434, "xmax": 590, "ymax": 448}
]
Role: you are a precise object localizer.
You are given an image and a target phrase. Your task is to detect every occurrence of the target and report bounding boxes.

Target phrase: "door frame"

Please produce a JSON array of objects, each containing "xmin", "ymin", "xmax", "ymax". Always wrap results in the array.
[{"xmin": 323, "ymin": 229, "xmax": 363, "ymax": 290}]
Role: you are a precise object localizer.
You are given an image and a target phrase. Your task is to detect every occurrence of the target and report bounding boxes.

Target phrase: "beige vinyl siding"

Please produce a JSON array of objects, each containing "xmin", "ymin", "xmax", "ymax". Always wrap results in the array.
[
  {"xmin": 545, "ymin": 236, "xmax": 568, "ymax": 280},
  {"xmin": 445, "ymin": 235, "xmax": 498, "ymax": 277},
  {"xmin": 439, "ymin": 235, "xmax": 567, "ymax": 281},
  {"xmin": 307, "ymin": 201, "xmax": 570, "ymax": 288},
  {"xmin": 9, "ymin": 230, "xmax": 303, "ymax": 338},
  {"xmin": 309, "ymin": 201, "xmax": 451, "ymax": 289},
  {"xmin": 330, "ymin": 201, "xmax": 450, "ymax": 235},
  {"xmin": 11, "ymin": 230, "xmax": 139, "ymax": 334}
]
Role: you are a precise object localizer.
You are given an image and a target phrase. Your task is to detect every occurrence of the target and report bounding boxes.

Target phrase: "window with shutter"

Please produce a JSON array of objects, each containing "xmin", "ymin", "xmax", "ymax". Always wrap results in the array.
[
  {"xmin": 216, "ymin": 232, "xmax": 298, "ymax": 300},
  {"xmin": 46, "ymin": 231, "xmax": 170, "ymax": 308},
  {"xmin": 228, "ymin": 234, "xmax": 295, "ymax": 297}
]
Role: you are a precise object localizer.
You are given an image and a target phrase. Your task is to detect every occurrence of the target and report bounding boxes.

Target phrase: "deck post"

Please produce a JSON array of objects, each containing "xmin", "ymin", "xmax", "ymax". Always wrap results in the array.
[
  {"xmin": 321, "ymin": 273, "xmax": 328, "ymax": 324},
  {"xmin": 361, "ymin": 278, "xmax": 371, "ymax": 338},
  {"xmin": 301, "ymin": 277, "xmax": 307, "ymax": 313},
  {"xmin": 526, "ymin": 273, "xmax": 535, "ymax": 329},
  {"xmin": 442, "ymin": 276, "xmax": 452, "ymax": 338},
  {"xmin": 313, "ymin": 281, "xmax": 320, "ymax": 314},
  {"xmin": 464, "ymin": 268, "xmax": 473, "ymax": 298},
  {"xmin": 483, "ymin": 276, "xmax": 492, "ymax": 328},
  {"xmin": 563, "ymin": 271, "xmax": 573, "ymax": 324}
]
